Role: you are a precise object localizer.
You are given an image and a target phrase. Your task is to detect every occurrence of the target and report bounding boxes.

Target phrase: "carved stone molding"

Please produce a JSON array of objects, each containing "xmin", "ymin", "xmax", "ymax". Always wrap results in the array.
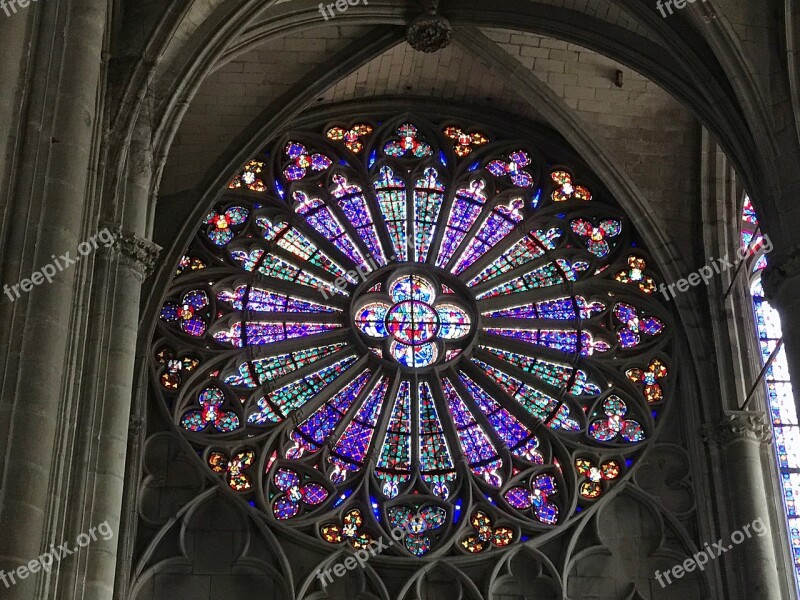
[
  {"xmin": 702, "ymin": 412, "xmax": 772, "ymax": 446},
  {"xmin": 104, "ymin": 227, "xmax": 162, "ymax": 279},
  {"xmin": 406, "ymin": 1, "xmax": 452, "ymax": 53},
  {"xmin": 129, "ymin": 415, "xmax": 145, "ymax": 440},
  {"xmin": 761, "ymin": 246, "xmax": 800, "ymax": 302}
]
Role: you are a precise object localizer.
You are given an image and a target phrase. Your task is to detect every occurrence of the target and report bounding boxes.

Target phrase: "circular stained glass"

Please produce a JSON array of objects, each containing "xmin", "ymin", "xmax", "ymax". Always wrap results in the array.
[
  {"xmin": 353, "ymin": 271, "xmax": 474, "ymax": 369},
  {"xmin": 385, "ymin": 301, "xmax": 439, "ymax": 345},
  {"xmin": 152, "ymin": 116, "xmax": 674, "ymax": 559}
]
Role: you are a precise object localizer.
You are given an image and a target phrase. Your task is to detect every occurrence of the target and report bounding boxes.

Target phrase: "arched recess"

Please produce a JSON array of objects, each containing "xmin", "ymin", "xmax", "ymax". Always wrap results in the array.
[
  {"xmin": 105, "ymin": 2, "xmax": 798, "ymax": 598},
  {"xmin": 219, "ymin": 0, "xmax": 776, "ymax": 208},
  {"xmin": 136, "ymin": 25, "xmax": 722, "ymax": 423},
  {"xmin": 105, "ymin": 0, "xmax": 788, "ymax": 254},
  {"xmin": 123, "ymin": 107, "xmax": 721, "ymax": 599}
]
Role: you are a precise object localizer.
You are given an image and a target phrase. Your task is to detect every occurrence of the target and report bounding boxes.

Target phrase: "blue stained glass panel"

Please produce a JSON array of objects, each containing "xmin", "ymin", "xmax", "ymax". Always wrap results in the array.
[
  {"xmin": 418, "ymin": 381, "xmax": 457, "ymax": 498},
  {"xmin": 249, "ymin": 356, "xmax": 357, "ymax": 424},
  {"xmin": 329, "ymin": 377, "xmax": 390, "ymax": 481},
  {"xmin": 414, "ymin": 168, "xmax": 445, "ymax": 262},
  {"xmin": 436, "ymin": 180, "xmax": 487, "ymax": 268},
  {"xmin": 375, "ymin": 166, "xmax": 408, "ymax": 261},
  {"xmin": 376, "ymin": 381, "xmax": 413, "ymax": 497},
  {"xmin": 287, "ymin": 368, "xmax": 373, "ymax": 457}
]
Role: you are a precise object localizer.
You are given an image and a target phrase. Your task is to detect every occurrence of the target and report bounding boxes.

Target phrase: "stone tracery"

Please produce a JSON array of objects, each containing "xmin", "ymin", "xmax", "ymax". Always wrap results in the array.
[{"xmin": 150, "ymin": 116, "xmax": 675, "ymax": 560}]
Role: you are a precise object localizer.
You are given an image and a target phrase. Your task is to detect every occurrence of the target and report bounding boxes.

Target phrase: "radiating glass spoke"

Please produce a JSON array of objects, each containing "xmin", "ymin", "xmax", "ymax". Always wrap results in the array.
[
  {"xmin": 442, "ymin": 378, "xmax": 503, "ymax": 486},
  {"xmin": 376, "ymin": 381, "xmax": 413, "ymax": 497},
  {"xmin": 375, "ymin": 167, "xmax": 408, "ymax": 261},
  {"xmin": 329, "ymin": 376, "xmax": 390, "ymax": 482},
  {"xmin": 249, "ymin": 356, "xmax": 357, "ymax": 424},
  {"xmin": 418, "ymin": 381, "xmax": 456, "ymax": 499},
  {"xmin": 436, "ymin": 180, "xmax": 487, "ymax": 268}
]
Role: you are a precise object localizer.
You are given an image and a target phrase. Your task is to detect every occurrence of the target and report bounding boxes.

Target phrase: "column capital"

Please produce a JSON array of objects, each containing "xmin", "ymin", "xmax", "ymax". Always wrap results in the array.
[
  {"xmin": 104, "ymin": 226, "xmax": 162, "ymax": 279},
  {"xmin": 702, "ymin": 412, "xmax": 772, "ymax": 446},
  {"xmin": 761, "ymin": 246, "xmax": 800, "ymax": 302}
]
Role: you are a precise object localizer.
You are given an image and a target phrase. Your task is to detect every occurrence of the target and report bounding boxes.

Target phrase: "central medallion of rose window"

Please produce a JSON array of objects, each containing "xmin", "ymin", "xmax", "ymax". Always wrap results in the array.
[{"xmin": 354, "ymin": 273, "xmax": 473, "ymax": 369}]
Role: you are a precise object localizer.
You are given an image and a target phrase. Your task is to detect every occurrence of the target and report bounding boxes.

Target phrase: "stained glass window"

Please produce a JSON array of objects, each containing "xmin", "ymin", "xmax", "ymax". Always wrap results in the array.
[
  {"xmin": 354, "ymin": 273, "xmax": 471, "ymax": 368},
  {"xmin": 742, "ymin": 198, "xmax": 800, "ymax": 590},
  {"xmin": 152, "ymin": 117, "xmax": 674, "ymax": 558}
]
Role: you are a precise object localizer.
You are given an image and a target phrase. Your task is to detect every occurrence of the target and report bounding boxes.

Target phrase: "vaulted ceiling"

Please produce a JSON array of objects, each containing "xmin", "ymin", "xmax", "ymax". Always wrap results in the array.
[
  {"xmin": 156, "ymin": 23, "xmax": 698, "ymax": 252},
  {"xmin": 110, "ymin": 0, "xmax": 799, "ymax": 250}
]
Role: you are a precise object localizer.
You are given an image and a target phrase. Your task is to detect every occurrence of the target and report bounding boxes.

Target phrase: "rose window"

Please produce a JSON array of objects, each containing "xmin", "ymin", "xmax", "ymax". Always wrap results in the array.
[{"xmin": 151, "ymin": 116, "xmax": 674, "ymax": 559}]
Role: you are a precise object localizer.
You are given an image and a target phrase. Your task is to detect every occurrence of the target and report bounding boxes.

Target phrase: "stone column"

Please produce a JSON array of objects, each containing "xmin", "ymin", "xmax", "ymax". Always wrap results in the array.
[
  {"xmin": 0, "ymin": 0, "xmax": 37, "ymax": 511},
  {"xmin": 703, "ymin": 412, "xmax": 784, "ymax": 599},
  {"xmin": 55, "ymin": 115, "xmax": 161, "ymax": 599},
  {"xmin": 0, "ymin": 0, "xmax": 34, "ymax": 199},
  {"xmin": 0, "ymin": 0, "xmax": 110, "ymax": 598},
  {"xmin": 58, "ymin": 231, "xmax": 160, "ymax": 600}
]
